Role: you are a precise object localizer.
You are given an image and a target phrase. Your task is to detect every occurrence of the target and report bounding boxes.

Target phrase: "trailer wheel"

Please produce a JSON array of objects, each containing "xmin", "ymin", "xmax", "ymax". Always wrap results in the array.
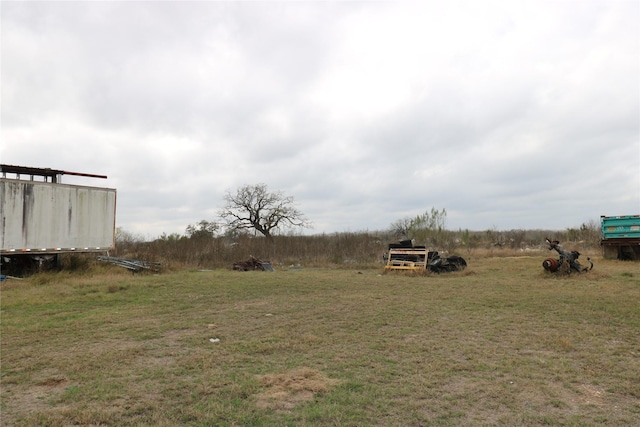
[{"xmin": 542, "ymin": 258, "xmax": 559, "ymax": 272}]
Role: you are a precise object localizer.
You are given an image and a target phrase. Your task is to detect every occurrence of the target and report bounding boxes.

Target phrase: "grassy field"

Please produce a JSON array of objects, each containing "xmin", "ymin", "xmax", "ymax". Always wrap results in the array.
[{"xmin": 1, "ymin": 255, "xmax": 639, "ymax": 426}]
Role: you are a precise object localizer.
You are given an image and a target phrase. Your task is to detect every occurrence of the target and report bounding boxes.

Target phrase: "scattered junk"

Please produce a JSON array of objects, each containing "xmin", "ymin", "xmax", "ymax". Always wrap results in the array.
[
  {"xmin": 232, "ymin": 256, "xmax": 274, "ymax": 271},
  {"xmin": 383, "ymin": 239, "xmax": 467, "ymax": 273},
  {"xmin": 427, "ymin": 252, "xmax": 468, "ymax": 273},
  {"xmin": 543, "ymin": 238, "xmax": 593, "ymax": 274},
  {"xmin": 0, "ymin": 274, "xmax": 22, "ymax": 283},
  {"xmin": 98, "ymin": 256, "xmax": 161, "ymax": 273}
]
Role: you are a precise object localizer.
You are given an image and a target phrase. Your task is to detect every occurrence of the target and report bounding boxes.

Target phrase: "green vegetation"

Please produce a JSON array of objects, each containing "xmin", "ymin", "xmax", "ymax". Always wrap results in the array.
[
  {"xmin": 390, "ymin": 207, "xmax": 449, "ymax": 246},
  {"xmin": 2, "ymin": 255, "xmax": 638, "ymax": 426}
]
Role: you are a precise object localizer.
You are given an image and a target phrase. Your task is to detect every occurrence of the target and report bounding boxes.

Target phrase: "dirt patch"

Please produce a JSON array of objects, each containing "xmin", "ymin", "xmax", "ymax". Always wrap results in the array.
[
  {"xmin": 1, "ymin": 371, "xmax": 71, "ymax": 423},
  {"xmin": 255, "ymin": 367, "xmax": 340, "ymax": 410},
  {"xmin": 577, "ymin": 384, "xmax": 606, "ymax": 406},
  {"xmin": 36, "ymin": 376, "xmax": 69, "ymax": 387}
]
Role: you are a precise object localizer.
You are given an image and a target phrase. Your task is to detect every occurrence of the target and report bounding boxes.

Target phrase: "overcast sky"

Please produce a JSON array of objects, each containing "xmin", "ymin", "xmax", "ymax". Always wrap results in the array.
[{"xmin": 2, "ymin": 0, "xmax": 639, "ymax": 239}]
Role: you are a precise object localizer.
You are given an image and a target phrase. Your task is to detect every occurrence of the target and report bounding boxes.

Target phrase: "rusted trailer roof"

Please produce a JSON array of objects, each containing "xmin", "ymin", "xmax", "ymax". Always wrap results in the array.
[{"xmin": 0, "ymin": 164, "xmax": 107, "ymax": 182}]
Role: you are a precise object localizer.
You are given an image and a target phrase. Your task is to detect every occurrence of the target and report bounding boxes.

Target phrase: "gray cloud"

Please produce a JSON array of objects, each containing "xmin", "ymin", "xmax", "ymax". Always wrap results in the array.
[{"xmin": 2, "ymin": 1, "xmax": 638, "ymax": 238}]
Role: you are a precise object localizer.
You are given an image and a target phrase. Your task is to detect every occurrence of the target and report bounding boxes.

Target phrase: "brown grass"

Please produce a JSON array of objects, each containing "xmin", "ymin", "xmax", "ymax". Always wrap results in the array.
[
  {"xmin": 256, "ymin": 367, "xmax": 340, "ymax": 410},
  {"xmin": 111, "ymin": 227, "xmax": 603, "ymax": 271},
  {"xmin": 1, "ymin": 254, "xmax": 638, "ymax": 426}
]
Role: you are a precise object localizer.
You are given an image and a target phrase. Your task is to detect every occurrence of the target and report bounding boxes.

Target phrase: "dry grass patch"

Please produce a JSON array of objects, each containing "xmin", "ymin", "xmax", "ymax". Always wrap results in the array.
[{"xmin": 255, "ymin": 367, "xmax": 340, "ymax": 410}]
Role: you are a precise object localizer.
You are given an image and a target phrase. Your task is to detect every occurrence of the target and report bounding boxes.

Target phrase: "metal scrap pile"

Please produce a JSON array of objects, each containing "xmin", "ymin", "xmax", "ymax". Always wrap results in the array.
[
  {"xmin": 98, "ymin": 256, "xmax": 161, "ymax": 273},
  {"xmin": 232, "ymin": 256, "xmax": 274, "ymax": 271},
  {"xmin": 542, "ymin": 239, "xmax": 593, "ymax": 274},
  {"xmin": 383, "ymin": 239, "xmax": 467, "ymax": 273}
]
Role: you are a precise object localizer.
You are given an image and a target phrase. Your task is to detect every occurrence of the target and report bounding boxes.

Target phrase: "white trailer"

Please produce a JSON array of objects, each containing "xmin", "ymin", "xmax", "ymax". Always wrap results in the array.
[{"xmin": 1, "ymin": 164, "xmax": 116, "ymax": 273}]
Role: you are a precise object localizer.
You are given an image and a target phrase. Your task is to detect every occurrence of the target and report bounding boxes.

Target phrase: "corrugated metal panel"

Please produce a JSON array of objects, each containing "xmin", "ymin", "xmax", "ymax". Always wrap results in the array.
[
  {"xmin": 601, "ymin": 215, "xmax": 640, "ymax": 240},
  {"xmin": 1, "ymin": 179, "xmax": 116, "ymax": 253}
]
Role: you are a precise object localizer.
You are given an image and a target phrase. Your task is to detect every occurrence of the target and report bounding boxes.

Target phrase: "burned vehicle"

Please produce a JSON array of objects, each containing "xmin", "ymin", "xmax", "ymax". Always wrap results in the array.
[
  {"xmin": 542, "ymin": 238, "xmax": 593, "ymax": 274},
  {"xmin": 383, "ymin": 240, "xmax": 467, "ymax": 273}
]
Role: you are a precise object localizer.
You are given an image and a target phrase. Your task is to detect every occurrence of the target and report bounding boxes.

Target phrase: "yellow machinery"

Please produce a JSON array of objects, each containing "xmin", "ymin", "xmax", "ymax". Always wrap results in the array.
[{"xmin": 384, "ymin": 247, "xmax": 430, "ymax": 271}]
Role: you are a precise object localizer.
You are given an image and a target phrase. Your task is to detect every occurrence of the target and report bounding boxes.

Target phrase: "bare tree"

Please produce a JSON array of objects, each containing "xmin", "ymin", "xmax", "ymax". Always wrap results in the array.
[
  {"xmin": 219, "ymin": 184, "xmax": 310, "ymax": 239},
  {"xmin": 390, "ymin": 217, "xmax": 413, "ymax": 239}
]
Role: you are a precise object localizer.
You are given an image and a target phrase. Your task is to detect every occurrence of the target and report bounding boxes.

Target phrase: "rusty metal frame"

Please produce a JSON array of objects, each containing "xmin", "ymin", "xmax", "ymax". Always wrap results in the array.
[{"xmin": 1, "ymin": 164, "xmax": 107, "ymax": 183}]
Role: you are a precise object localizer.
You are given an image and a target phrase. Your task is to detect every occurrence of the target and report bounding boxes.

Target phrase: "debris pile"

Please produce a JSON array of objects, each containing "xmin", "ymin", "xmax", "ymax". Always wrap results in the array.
[
  {"xmin": 427, "ymin": 252, "xmax": 467, "ymax": 273},
  {"xmin": 383, "ymin": 239, "xmax": 467, "ymax": 273},
  {"xmin": 98, "ymin": 256, "xmax": 161, "ymax": 273},
  {"xmin": 232, "ymin": 256, "xmax": 274, "ymax": 271}
]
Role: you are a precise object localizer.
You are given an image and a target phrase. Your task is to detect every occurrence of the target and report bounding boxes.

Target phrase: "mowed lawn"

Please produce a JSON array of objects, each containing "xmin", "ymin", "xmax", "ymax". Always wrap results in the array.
[{"xmin": 1, "ymin": 256, "xmax": 639, "ymax": 426}]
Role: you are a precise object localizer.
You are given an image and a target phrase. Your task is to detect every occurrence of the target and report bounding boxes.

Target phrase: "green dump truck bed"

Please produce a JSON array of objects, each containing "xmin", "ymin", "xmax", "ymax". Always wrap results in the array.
[
  {"xmin": 601, "ymin": 215, "xmax": 640, "ymax": 239},
  {"xmin": 600, "ymin": 215, "xmax": 640, "ymax": 260}
]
